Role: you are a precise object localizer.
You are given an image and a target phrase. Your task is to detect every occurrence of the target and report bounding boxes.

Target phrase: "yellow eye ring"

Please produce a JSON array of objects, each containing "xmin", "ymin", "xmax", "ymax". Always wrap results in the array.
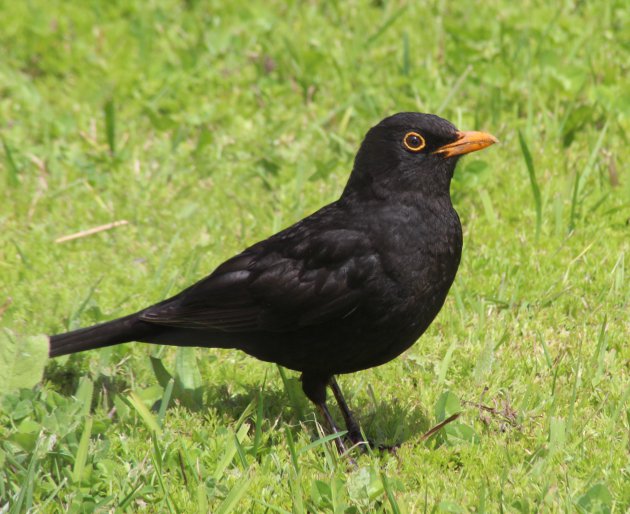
[{"xmin": 403, "ymin": 132, "xmax": 426, "ymax": 152}]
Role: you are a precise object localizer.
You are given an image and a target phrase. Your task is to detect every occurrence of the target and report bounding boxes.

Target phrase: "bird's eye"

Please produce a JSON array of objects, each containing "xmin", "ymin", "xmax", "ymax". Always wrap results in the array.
[{"xmin": 403, "ymin": 132, "xmax": 426, "ymax": 152}]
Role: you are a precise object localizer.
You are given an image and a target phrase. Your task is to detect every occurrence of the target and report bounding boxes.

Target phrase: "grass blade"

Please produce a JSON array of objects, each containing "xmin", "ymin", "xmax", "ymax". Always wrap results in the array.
[
  {"xmin": 298, "ymin": 430, "xmax": 347, "ymax": 455},
  {"xmin": 158, "ymin": 378, "xmax": 175, "ymax": 427},
  {"xmin": 214, "ymin": 423, "xmax": 250, "ymax": 481},
  {"xmin": 285, "ymin": 426, "xmax": 299, "ymax": 474},
  {"xmin": 104, "ymin": 98, "xmax": 116, "ymax": 155},
  {"xmin": 69, "ymin": 278, "xmax": 102, "ymax": 329},
  {"xmin": 118, "ymin": 481, "xmax": 144, "ymax": 510},
  {"xmin": 570, "ymin": 120, "xmax": 609, "ymax": 230},
  {"xmin": 9, "ymin": 436, "xmax": 40, "ymax": 514},
  {"xmin": 538, "ymin": 331, "xmax": 553, "ymax": 369},
  {"xmin": 381, "ymin": 472, "xmax": 402, "ymax": 514},
  {"xmin": 277, "ymin": 365, "xmax": 304, "ymax": 419},
  {"xmin": 438, "ymin": 64, "xmax": 472, "ymax": 113},
  {"xmin": 518, "ymin": 130, "xmax": 542, "ymax": 239},
  {"xmin": 252, "ymin": 390, "xmax": 264, "ymax": 457},
  {"xmin": 151, "ymin": 433, "xmax": 179, "ymax": 514},
  {"xmin": 576, "ymin": 120, "xmax": 609, "ymax": 197},
  {"xmin": 252, "ymin": 499, "xmax": 292, "ymax": 514},
  {"xmin": 366, "ymin": 5, "xmax": 407, "ymax": 45},
  {"xmin": 401, "ymin": 31, "xmax": 410, "ymax": 76},
  {"xmin": 75, "ymin": 377, "xmax": 94, "ymax": 417},
  {"xmin": 175, "ymin": 346, "xmax": 203, "ymax": 408},
  {"xmin": 72, "ymin": 416, "xmax": 93, "ymax": 483},
  {"xmin": 569, "ymin": 166, "xmax": 580, "ymax": 232},
  {"xmin": 150, "ymin": 355, "xmax": 174, "ymax": 389},
  {"xmin": 2, "ymin": 138, "xmax": 20, "ymax": 187},
  {"xmin": 126, "ymin": 391, "xmax": 162, "ymax": 434},
  {"xmin": 215, "ymin": 476, "xmax": 251, "ymax": 514}
]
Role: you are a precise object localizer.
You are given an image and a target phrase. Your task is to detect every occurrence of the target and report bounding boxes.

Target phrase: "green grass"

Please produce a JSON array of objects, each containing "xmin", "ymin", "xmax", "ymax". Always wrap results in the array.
[{"xmin": 1, "ymin": 0, "xmax": 629, "ymax": 511}]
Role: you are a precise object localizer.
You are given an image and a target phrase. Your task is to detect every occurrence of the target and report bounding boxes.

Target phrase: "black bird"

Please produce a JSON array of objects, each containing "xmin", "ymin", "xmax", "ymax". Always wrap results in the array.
[{"xmin": 49, "ymin": 113, "xmax": 497, "ymax": 451}]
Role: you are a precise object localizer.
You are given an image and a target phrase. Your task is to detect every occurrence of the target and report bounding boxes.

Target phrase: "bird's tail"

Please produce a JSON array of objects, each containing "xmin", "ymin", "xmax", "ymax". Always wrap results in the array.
[{"xmin": 49, "ymin": 312, "xmax": 154, "ymax": 357}]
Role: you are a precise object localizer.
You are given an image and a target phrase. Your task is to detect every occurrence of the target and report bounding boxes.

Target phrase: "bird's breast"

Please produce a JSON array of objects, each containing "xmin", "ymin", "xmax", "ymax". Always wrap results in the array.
[
  {"xmin": 328, "ymin": 201, "xmax": 463, "ymax": 371},
  {"xmin": 368, "ymin": 201, "xmax": 462, "ymax": 295}
]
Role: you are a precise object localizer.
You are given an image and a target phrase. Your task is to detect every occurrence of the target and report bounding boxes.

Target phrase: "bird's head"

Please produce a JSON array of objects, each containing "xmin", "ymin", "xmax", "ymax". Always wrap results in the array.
[{"xmin": 344, "ymin": 112, "xmax": 498, "ymax": 200}]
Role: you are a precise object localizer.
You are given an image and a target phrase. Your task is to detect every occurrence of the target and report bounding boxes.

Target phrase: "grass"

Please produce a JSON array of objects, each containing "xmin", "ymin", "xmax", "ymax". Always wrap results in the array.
[{"xmin": 1, "ymin": 0, "xmax": 628, "ymax": 511}]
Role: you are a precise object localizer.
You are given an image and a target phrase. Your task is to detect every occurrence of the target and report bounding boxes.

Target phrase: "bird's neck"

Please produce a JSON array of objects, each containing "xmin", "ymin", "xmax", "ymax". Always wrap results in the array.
[
  {"xmin": 341, "ymin": 182, "xmax": 455, "ymax": 213},
  {"xmin": 343, "ymin": 159, "xmax": 457, "ymax": 203}
]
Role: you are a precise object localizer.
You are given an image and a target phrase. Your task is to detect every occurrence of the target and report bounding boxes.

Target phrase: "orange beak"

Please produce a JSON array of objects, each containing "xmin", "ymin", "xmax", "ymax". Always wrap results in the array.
[{"xmin": 434, "ymin": 131, "xmax": 499, "ymax": 158}]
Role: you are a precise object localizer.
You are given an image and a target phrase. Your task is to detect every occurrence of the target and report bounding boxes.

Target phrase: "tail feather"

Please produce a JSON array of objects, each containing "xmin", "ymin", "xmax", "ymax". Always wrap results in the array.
[{"xmin": 49, "ymin": 313, "xmax": 154, "ymax": 357}]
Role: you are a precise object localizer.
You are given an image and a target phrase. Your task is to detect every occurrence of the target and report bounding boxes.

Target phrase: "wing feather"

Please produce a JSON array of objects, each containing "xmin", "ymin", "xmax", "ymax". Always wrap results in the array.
[{"xmin": 140, "ymin": 218, "xmax": 378, "ymax": 333}]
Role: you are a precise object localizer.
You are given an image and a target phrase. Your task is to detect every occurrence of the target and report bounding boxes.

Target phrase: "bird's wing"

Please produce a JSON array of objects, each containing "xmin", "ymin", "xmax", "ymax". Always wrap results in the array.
[{"xmin": 139, "ymin": 227, "xmax": 377, "ymax": 333}]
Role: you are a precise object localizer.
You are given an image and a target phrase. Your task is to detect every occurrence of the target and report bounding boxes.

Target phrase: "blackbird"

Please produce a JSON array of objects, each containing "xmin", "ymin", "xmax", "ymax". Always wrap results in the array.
[{"xmin": 49, "ymin": 112, "xmax": 497, "ymax": 451}]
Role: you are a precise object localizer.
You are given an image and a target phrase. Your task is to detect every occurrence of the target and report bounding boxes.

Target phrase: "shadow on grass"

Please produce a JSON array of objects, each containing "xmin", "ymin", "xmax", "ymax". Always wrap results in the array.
[
  {"xmin": 175, "ymin": 380, "xmax": 430, "ymax": 448},
  {"xmin": 45, "ymin": 357, "xmax": 429, "ymax": 448}
]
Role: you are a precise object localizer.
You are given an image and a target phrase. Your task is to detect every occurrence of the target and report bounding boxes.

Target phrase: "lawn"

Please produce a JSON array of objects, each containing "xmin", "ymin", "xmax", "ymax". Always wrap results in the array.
[{"xmin": 0, "ymin": 0, "xmax": 628, "ymax": 511}]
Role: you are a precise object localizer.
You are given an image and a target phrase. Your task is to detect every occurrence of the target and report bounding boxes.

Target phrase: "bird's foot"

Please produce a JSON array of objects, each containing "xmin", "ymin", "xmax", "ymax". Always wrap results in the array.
[
  {"xmin": 346, "ymin": 430, "xmax": 399, "ymax": 454},
  {"xmin": 371, "ymin": 441, "xmax": 400, "ymax": 454}
]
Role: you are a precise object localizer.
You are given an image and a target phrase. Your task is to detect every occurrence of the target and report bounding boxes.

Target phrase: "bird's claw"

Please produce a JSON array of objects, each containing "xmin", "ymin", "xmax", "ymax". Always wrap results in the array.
[{"xmin": 345, "ymin": 430, "xmax": 399, "ymax": 454}]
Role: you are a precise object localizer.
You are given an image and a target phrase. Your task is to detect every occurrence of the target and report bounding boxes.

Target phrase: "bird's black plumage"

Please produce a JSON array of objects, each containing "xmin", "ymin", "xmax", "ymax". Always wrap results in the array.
[{"xmin": 49, "ymin": 112, "xmax": 497, "ymax": 450}]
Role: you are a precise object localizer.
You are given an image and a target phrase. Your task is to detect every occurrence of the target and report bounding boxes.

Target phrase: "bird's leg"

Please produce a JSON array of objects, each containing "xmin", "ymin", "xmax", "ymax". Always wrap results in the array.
[
  {"xmin": 301, "ymin": 373, "xmax": 349, "ymax": 456},
  {"xmin": 329, "ymin": 377, "xmax": 366, "ymax": 446},
  {"xmin": 316, "ymin": 402, "xmax": 350, "ymax": 455},
  {"xmin": 331, "ymin": 378, "xmax": 399, "ymax": 452}
]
